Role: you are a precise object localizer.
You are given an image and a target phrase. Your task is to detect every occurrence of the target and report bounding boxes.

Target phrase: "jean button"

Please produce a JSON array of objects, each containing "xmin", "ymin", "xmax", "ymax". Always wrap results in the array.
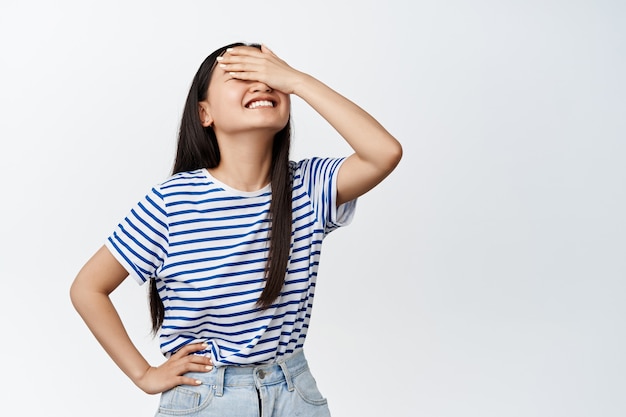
[{"xmin": 258, "ymin": 370, "xmax": 266, "ymax": 379}]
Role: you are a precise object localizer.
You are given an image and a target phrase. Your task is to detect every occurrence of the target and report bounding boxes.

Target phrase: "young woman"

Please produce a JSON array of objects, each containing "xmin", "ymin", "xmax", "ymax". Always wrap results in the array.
[{"xmin": 70, "ymin": 42, "xmax": 402, "ymax": 416}]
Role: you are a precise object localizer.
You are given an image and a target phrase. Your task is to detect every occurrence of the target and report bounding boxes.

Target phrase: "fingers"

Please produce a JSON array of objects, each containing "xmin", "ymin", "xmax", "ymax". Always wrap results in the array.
[
  {"xmin": 174, "ymin": 342, "xmax": 213, "ymax": 366},
  {"xmin": 261, "ymin": 44, "xmax": 275, "ymax": 56},
  {"xmin": 219, "ymin": 63, "xmax": 258, "ymax": 78},
  {"xmin": 225, "ymin": 45, "xmax": 267, "ymax": 57},
  {"xmin": 216, "ymin": 54, "xmax": 262, "ymax": 79},
  {"xmin": 177, "ymin": 359, "xmax": 213, "ymax": 376},
  {"xmin": 216, "ymin": 45, "xmax": 297, "ymax": 94},
  {"xmin": 169, "ymin": 344, "xmax": 213, "ymax": 387},
  {"xmin": 136, "ymin": 343, "xmax": 214, "ymax": 394},
  {"xmin": 174, "ymin": 341, "xmax": 211, "ymax": 357},
  {"xmin": 217, "ymin": 55, "xmax": 264, "ymax": 73},
  {"xmin": 219, "ymin": 45, "xmax": 281, "ymax": 69},
  {"xmin": 226, "ymin": 44, "xmax": 276, "ymax": 57},
  {"xmin": 179, "ymin": 375, "xmax": 206, "ymax": 387},
  {"xmin": 168, "ymin": 342, "xmax": 213, "ymax": 377},
  {"xmin": 220, "ymin": 47, "xmax": 262, "ymax": 66}
]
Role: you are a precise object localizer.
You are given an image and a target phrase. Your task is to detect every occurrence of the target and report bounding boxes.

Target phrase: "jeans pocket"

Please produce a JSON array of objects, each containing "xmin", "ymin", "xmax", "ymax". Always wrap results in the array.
[
  {"xmin": 156, "ymin": 383, "xmax": 215, "ymax": 416},
  {"xmin": 292, "ymin": 368, "xmax": 328, "ymax": 406}
]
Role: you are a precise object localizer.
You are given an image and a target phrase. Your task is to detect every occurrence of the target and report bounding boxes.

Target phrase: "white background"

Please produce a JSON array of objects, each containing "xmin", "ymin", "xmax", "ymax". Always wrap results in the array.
[{"xmin": 1, "ymin": 1, "xmax": 625, "ymax": 416}]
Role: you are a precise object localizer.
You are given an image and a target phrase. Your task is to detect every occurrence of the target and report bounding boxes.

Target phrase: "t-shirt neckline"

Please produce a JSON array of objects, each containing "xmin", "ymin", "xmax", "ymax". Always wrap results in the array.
[{"xmin": 201, "ymin": 168, "xmax": 271, "ymax": 197}]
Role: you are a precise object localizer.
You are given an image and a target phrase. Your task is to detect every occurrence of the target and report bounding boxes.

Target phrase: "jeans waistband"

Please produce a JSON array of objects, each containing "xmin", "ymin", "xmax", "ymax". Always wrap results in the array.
[{"xmin": 213, "ymin": 349, "xmax": 308, "ymax": 397}]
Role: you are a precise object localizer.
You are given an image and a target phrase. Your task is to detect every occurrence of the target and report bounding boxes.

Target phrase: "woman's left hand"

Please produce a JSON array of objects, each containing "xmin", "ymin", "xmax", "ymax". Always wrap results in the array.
[{"xmin": 217, "ymin": 45, "xmax": 305, "ymax": 94}]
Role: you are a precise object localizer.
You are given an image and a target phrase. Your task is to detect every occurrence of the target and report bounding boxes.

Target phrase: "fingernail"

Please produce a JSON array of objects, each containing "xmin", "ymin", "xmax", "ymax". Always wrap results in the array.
[
  {"xmin": 196, "ymin": 380, "xmax": 202, "ymax": 385},
  {"xmin": 219, "ymin": 64, "xmax": 226, "ymax": 68},
  {"xmin": 226, "ymin": 48, "xmax": 233, "ymax": 52},
  {"xmin": 216, "ymin": 56, "xmax": 223, "ymax": 61},
  {"xmin": 206, "ymin": 365, "xmax": 213, "ymax": 370},
  {"xmin": 202, "ymin": 342, "xmax": 209, "ymax": 348}
]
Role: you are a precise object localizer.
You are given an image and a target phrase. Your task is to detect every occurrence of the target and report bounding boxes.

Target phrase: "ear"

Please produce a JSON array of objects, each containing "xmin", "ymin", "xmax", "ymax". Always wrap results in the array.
[{"xmin": 198, "ymin": 102, "xmax": 214, "ymax": 127}]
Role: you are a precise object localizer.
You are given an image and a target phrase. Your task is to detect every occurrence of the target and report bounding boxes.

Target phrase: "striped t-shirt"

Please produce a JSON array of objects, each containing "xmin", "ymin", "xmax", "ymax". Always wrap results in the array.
[{"xmin": 105, "ymin": 157, "xmax": 356, "ymax": 366}]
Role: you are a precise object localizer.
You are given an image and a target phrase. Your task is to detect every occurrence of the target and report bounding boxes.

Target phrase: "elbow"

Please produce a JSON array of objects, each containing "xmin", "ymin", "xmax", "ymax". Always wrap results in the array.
[
  {"xmin": 383, "ymin": 139, "xmax": 403, "ymax": 174},
  {"xmin": 367, "ymin": 138, "xmax": 402, "ymax": 179},
  {"xmin": 392, "ymin": 140, "xmax": 403, "ymax": 166},
  {"xmin": 69, "ymin": 276, "xmax": 93, "ymax": 314},
  {"xmin": 69, "ymin": 279, "xmax": 83, "ymax": 312}
]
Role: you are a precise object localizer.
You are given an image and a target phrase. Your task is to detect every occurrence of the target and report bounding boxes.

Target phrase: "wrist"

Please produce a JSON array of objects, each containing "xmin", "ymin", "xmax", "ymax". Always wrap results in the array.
[
  {"xmin": 129, "ymin": 363, "xmax": 154, "ymax": 387},
  {"xmin": 290, "ymin": 72, "xmax": 316, "ymax": 97}
]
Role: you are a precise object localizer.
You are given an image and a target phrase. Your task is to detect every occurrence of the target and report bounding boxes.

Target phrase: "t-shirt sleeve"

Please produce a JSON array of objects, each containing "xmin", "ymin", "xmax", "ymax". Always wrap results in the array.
[
  {"xmin": 296, "ymin": 157, "xmax": 357, "ymax": 235},
  {"xmin": 105, "ymin": 186, "xmax": 169, "ymax": 285}
]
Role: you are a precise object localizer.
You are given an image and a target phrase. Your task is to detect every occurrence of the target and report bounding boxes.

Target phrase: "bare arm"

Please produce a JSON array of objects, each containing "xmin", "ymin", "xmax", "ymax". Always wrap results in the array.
[
  {"xmin": 288, "ymin": 73, "xmax": 403, "ymax": 205},
  {"xmin": 70, "ymin": 245, "xmax": 212, "ymax": 394},
  {"xmin": 218, "ymin": 45, "xmax": 403, "ymax": 206}
]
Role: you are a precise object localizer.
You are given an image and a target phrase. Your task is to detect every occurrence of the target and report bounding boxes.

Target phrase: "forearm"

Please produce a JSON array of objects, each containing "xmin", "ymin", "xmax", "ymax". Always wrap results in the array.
[
  {"xmin": 71, "ymin": 285, "xmax": 151, "ymax": 385},
  {"xmin": 292, "ymin": 73, "xmax": 402, "ymax": 168},
  {"xmin": 216, "ymin": 45, "xmax": 402, "ymax": 170}
]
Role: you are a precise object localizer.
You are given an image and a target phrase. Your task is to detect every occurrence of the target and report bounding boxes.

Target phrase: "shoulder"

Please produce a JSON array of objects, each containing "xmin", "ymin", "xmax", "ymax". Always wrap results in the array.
[
  {"xmin": 291, "ymin": 157, "xmax": 347, "ymax": 178},
  {"xmin": 151, "ymin": 169, "xmax": 212, "ymax": 195},
  {"xmin": 160, "ymin": 169, "xmax": 210, "ymax": 188},
  {"xmin": 137, "ymin": 169, "xmax": 214, "ymax": 209}
]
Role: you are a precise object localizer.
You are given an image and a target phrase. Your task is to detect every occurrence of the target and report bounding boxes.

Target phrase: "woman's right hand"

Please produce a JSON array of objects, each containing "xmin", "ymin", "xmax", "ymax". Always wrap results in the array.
[{"xmin": 135, "ymin": 342, "xmax": 214, "ymax": 394}]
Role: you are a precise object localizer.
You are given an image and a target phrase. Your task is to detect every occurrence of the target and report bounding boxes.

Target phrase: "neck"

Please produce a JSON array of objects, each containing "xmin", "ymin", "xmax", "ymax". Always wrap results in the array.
[{"xmin": 210, "ymin": 132, "xmax": 274, "ymax": 192}]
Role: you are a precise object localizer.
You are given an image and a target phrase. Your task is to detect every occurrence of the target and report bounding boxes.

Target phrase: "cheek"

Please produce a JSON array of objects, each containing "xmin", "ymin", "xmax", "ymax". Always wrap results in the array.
[
  {"xmin": 280, "ymin": 94, "xmax": 291, "ymax": 117},
  {"xmin": 211, "ymin": 88, "xmax": 242, "ymax": 107},
  {"xmin": 207, "ymin": 89, "xmax": 243, "ymax": 120}
]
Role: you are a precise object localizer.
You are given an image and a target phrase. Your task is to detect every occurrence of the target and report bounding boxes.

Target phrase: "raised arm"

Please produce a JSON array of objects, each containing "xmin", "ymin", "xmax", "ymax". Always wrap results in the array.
[
  {"xmin": 217, "ymin": 45, "xmax": 403, "ymax": 206},
  {"xmin": 288, "ymin": 73, "xmax": 402, "ymax": 205},
  {"xmin": 70, "ymin": 245, "xmax": 212, "ymax": 394}
]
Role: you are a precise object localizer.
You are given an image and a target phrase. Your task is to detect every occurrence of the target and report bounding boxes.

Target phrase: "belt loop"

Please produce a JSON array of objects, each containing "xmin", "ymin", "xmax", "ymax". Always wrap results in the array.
[
  {"xmin": 215, "ymin": 366, "xmax": 226, "ymax": 397},
  {"xmin": 278, "ymin": 360, "xmax": 295, "ymax": 392}
]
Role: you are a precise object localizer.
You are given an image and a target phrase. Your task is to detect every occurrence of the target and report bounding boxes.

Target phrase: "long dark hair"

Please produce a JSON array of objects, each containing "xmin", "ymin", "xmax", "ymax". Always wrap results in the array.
[{"xmin": 149, "ymin": 42, "xmax": 293, "ymax": 334}]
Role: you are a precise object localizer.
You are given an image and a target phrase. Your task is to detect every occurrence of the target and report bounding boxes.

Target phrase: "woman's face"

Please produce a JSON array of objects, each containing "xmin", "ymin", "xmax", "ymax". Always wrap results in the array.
[{"xmin": 200, "ymin": 52, "xmax": 290, "ymax": 138}]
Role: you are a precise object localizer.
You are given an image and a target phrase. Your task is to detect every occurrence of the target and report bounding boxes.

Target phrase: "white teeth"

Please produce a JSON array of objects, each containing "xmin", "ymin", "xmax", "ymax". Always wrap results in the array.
[{"xmin": 247, "ymin": 100, "xmax": 274, "ymax": 109}]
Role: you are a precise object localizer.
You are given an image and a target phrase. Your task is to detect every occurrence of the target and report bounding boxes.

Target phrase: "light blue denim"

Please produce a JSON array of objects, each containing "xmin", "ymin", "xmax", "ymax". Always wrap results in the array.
[{"xmin": 155, "ymin": 350, "xmax": 331, "ymax": 417}]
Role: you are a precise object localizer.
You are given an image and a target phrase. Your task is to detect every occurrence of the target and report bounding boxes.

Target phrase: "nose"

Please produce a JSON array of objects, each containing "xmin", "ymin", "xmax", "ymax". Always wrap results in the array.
[{"xmin": 249, "ymin": 81, "xmax": 272, "ymax": 93}]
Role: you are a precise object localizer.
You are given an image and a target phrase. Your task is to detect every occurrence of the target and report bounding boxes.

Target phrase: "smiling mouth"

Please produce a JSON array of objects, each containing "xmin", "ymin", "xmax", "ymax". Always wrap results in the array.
[{"xmin": 246, "ymin": 100, "xmax": 275, "ymax": 109}]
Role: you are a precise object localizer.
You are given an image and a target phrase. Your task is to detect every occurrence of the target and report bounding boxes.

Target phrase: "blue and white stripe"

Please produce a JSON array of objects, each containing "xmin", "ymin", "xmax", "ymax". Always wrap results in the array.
[{"xmin": 106, "ymin": 157, "xmax": 356, "ymax": 366}]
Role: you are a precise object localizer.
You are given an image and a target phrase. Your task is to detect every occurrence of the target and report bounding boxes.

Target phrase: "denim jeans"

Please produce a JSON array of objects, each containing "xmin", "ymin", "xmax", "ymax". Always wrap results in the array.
[{"xmin": 155, "ymin": 350, "xmax": 331, "ymax": 417}]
